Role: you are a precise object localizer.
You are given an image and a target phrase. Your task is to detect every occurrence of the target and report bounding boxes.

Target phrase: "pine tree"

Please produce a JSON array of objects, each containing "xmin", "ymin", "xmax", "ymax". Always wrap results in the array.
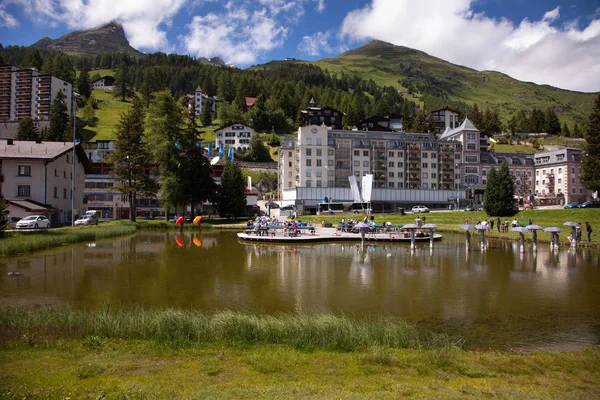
[
  {"xmin": 82, "ymin": 96, "xmax": 98, "ymax": 127},
  {"xmin": 562, "ymin": 122, "xmax": 571, "ymax": 137},
  {"xmin": 22, "ymin": 48, "xmax": 43, "ymax": 70},
  {"xmin": 106, "ymin": 96, "xmax": 154, "ymax": 222},
  {"xmin": 468, "ymin": 103, "xmax": 483, "ymax": 130},
  {"xmin": 77, "ymin": 66, "xmax": 92, "ymax": 100},
  {"xmin": 16, "ymin": 117, "xmax": 40, "ymax": 141},
  {"xmin": 573, "ymin": 123, "xmax": 582, "ymax": 138},
  {"xmin": 485, "ymin": 161, "xmax": 517, "ymax": 217},
  {"xmin": 113, "ymin": 61, "xmax": 133, "ymax": 101},
  {"xmin": 216, "ymin": 161, "xmax": 247, "ymax": 218},
  {"xmin": 46, "ymin": 91, "xmax": 70, "ymax": 141},
  {"xmin": 544, "ymin": 108, "xmax": 561, "ymax": 136},
  {"xmin": 248, "ymin": 134, "xmax": 272, "ymax": 162},
  {"xmin": 580, "ymin": 93, "xmax": 600, "ymax": 195},
  {"xmin": 200, "ymin": 101, "xmax": 213, "ymax": 126}
]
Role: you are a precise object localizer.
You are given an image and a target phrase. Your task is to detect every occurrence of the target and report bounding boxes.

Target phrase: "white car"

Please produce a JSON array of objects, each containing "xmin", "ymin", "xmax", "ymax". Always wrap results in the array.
[
  {"xmin": 16, "ymin": 215, "xmax": 51, "ymax": 229},
  {"xmin": 74, "ymin": 215, "xmax": 99, "ymax": 226},
  {"xmin": 411, "ymin": 205, "xmax": 430, "ymax": 213}
]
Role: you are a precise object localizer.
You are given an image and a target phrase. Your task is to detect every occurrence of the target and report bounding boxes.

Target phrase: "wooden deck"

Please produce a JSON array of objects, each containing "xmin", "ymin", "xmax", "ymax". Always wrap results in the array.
[{"xmin": 237, "ymin": 227, "xmax": 443, "ymax": 243}]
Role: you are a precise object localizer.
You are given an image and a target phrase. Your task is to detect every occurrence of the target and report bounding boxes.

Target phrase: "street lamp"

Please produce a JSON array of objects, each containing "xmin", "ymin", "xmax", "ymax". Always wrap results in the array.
[{"xmin": 71, "ymin": 97, "xmax": 76, "ymax": 226}]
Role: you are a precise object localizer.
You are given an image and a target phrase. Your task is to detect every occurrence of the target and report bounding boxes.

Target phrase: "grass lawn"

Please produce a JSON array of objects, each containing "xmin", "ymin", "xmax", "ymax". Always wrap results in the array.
[
  {"xmin": 84, "ymin": 89, "xmax": 132, "ymax": 141},
  {"xmin": 0, "ymin": 338, "xmax": 598, "ymax": 399},
  {"xmin": 0, "ymin": 306, "xmax": 598, "ymax": 399}
]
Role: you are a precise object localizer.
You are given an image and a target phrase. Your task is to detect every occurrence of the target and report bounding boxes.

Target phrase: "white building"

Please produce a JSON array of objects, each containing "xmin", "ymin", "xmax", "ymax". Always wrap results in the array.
[
  {"xmin": 0, "ymin": 139, "xmax": 92, "ymax": 224},
  {"xmin": 194, "ymin": 87, "xmax": 217, "ymax": 116},
  {"xmin": 215, "ymin": 123, "xmax": 256, "ymax": 152},
  {"xmin": 90, "ymin": 76, "xmax": 115, "ymax": 90}
]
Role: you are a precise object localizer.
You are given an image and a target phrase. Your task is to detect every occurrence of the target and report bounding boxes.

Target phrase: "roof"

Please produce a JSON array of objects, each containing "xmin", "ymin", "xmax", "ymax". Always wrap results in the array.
[
  {"xmin": 214, "ymin": 122, "xmax": 255, "ymax": 132},
  {"xmin": 439, "ymin": 117, "xmax": 479, "ymax": 139},
  {"xmin": 431, "ymin": 106, "xmax": 460, "ymax": 114},
  {"xmin": 0, "ymin": 139, "xmax": 94, "ymax": 173},
  {"xmin": 91, "ymin": 75, "xmax": 114, "ymax": 85},
  {"xmin": 245, "ymin": 97, "xmax": 257, "ymax": 107},
  {"xmin": 6, "ymin": 199, "xmax": 57, "ymax": 213}
]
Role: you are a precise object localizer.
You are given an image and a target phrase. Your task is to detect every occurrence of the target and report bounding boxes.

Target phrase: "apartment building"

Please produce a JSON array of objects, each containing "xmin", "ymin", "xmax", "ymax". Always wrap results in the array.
[
  {"xmin": 431, "ymin": 107, "xmax": 460, "ymax": 135},
  {"xmin": 0, "ymin": 139, "xmax": 92, "ymax": 224},
  {"xmin": 0, "ymin": 65, "xmax": 72, "ymax": 122},
  {"xmin": 194, "ymin": 87, "xmax": 217, "ymax": 116},
  {"xmin": 533, "ymin": 149, "xmax": 591, "ymax": 204}
]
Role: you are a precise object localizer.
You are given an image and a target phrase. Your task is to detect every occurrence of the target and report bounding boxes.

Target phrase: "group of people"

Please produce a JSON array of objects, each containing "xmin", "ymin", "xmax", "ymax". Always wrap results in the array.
[{"xmin": 568, "ymin": 222, "xmax": 593, "ymax": 243}]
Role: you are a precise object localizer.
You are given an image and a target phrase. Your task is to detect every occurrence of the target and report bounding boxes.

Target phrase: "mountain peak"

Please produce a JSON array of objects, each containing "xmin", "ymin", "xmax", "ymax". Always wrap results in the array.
[{"xmin": 31, "ymin": 21, "xmax": 141, "ymax": 57}]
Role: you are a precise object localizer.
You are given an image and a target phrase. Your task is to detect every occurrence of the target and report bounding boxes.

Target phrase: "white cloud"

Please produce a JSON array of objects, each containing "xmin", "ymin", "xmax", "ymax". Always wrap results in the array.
[
  {"xmin": 297, "ymin": 31, "xmax": 331, "ymax": 56},
  {"xmin": 315, "ymin": 0, "xmax": 325, "ymax": 13},
  {"xmin": 183, "ymin": 1, "xmax": 295, "ymax": 65},
  {"xmin": 0, "ymin": 8, "xmax": 19, "ymax": 28},
  {"xmin": 183, "ymin": 7, "xmax": 288, "ymax": 65},
  {"xmin": 1, "ymin": 0, "xmax": 187, "ymax": 51},
  {"xmin": 340, "ymin": 0, "xmax": 600, "ymax": 92}
]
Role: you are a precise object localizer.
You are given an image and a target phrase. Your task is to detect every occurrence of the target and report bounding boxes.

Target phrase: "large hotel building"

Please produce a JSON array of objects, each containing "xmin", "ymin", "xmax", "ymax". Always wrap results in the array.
[
  {"xmin": 0, "ymin": 65, "xmax": 72, "ymax": 122},
  {"xmin": 279, "ymin": 119, "xmax": 592, "ymax": 214}
]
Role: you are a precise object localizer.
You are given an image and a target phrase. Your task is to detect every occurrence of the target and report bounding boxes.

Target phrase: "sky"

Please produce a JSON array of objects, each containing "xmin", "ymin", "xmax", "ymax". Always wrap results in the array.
[{"xmin": 0, "ymin": 0, "xmax": 598, "ymax": 93}]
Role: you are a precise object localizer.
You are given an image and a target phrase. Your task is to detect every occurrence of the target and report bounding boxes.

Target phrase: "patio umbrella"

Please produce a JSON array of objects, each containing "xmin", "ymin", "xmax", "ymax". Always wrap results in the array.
[
  {"xmin": 544, "ymin": 227, "xmax": 562, "ymax": 249},
  {"xmin": 475, "ymin": 224, "xmax": 490, "ymax": 250},
  {"xmin": 353, "ymin": 222, "xmax": 370, "ymax": 242},
  {"xmin": 402, "ymin": 223, "xmax": 420, "ymax": 249},
  {"xmin": 511, "ymin": 226, "xmax": 528, "ymax": 252},
  {"xmin": 526, "ymin": 225, "xmax": 544, "ymax": 249},
  {"xmin": 422, "ymin": 223, "xmax": 438, "ymax": 247},
  {"xmin": 563, "ymin": 222, "xmax": 580, "ymax": 247},
  {"xmin": 459, "ymin": 224, "xmax": 478, "ymax": 251}
]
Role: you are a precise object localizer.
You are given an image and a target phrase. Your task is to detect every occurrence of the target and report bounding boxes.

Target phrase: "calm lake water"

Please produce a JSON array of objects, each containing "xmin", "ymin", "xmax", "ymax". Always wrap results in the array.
[{"xmin": 1, "ymin": 230, "xmax": 599, "ymax": 351}]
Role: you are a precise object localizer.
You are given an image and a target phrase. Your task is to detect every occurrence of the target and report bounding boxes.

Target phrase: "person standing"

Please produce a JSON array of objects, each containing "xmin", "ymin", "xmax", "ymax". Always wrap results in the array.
[
  {"xmin": 585, "ymin": 222, "xmax": 593, "ymax": 242},
  {"xmin": 576, "ymin": 223, "xmax": 582, "ymax": 241},
  {"xmin": 496, "ymin": 217, "xmax": 501, "ymax": 232}
]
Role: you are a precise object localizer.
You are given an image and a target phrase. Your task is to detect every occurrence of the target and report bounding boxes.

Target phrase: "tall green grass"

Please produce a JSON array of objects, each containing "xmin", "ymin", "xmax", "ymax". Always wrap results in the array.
[
  {"xmin": 0, "ymin": 305, "xmax": 459, "ymax": 351},
  {"xmin": 0, "ymin": 223, "xmax": 136, "ymax": 257}
]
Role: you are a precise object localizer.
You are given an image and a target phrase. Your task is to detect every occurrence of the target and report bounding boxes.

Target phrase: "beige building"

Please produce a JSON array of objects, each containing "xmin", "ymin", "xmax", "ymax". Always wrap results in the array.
[
  {"xmin": 0, "ymin": 139, "xmax": 92, "ymax": 225},
  {"xmin": 215, "ymin": 123, "xmax": 256, "ymax": 152}
]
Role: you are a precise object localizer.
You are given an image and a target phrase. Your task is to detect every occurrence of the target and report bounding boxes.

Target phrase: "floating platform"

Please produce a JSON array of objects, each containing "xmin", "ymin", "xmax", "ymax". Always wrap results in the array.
[{"xmin": 237, "ymin": 227, "xmax": 443, "ymax": 244}]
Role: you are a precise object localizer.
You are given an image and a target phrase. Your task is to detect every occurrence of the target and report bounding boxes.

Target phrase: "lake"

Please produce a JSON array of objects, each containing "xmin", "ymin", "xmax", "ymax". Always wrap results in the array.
[{"xmin": 1, "ymin": 230, "xmax": 598, "ymax": 351}]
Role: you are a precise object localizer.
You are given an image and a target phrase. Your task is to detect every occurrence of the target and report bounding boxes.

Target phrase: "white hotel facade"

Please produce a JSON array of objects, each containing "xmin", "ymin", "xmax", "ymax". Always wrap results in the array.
[{"xmin": 278, "ymin": 120, "xmax": 593, "ymax": 213}]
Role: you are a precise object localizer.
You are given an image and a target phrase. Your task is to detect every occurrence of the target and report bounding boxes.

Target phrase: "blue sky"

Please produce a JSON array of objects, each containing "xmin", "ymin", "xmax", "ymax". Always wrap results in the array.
[{"xmin": 0, "ymin": 0, "xmax": 598, "ymax": 92}]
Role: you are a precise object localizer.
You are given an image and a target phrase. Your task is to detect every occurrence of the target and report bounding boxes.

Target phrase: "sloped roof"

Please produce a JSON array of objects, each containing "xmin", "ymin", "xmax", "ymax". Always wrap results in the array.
[
  {"xmin": 245, "ymin": 97, "xmax": 257, "ymax": 107},
  {"xmin": 0, "ymin": 140, "xmax": 93, "ymax": 173},
  {"xmin": 6, "ymin": 199, "xmax": 57, "ymax": 213},
  {"xmin": 440, "ymin": 117, "xmax": 479, "ymax": 139}
]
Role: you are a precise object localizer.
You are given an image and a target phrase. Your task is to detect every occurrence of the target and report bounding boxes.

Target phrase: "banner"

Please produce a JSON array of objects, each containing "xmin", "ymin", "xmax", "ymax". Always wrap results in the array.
[
  {"xmin": 361, "ymin": 174, "xmax": 373, "ymax": 203},
  {"xmin": 208, "ymin": 143, "xmax": 213, "ymax": 156},
  {"xmin": 348, "ymin": 175, "xmax": 362, "ymax": 203}
]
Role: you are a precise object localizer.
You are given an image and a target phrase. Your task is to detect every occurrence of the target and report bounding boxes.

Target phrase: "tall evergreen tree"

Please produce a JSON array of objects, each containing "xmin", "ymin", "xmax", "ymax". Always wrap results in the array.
[
  {"xmin": 113, "ymin": 61, "xmax": 133, "ymax": 101},
  {"xmin": 22, "ymin": 48, "xmax": 43, "ymax": 70},
  {"xmin": 216, "ymin": 161, "xmax": 247, "ymax": 218},
  {"xmin": 45, "ymin": 91, "xmax": 70, "ymax": 141},
  {"xmin": 200, "ymin": 102, "xmax": 213, "ymax": 126},
  {"xmin": 468, "ymin": 103, "xmax": 483, "ymax": 130},
  {"xmin": 106, "ymin": 96, "xmax": 154, "ymax": 222},
  {"xmin": 529, "ymin": 108, "xmax": 545, "ymax": 133},
  {"xmin": 573, "ymin": 122, "xmax": 582, "ymax": 138},
  {"xmin": 580, "ymin": 93, "xmax": 600, "ymax": 195},
  {"xmin": 562, "ymin": 122, "xmax": 571, "ymax": 137},
  {"xmin": 77, "ymin": 66, "xmax": 92, "ymax": 100},
  {"xmin": 486, "ymin": 161, "xmax": 517, "ymax": 217},
  {"xmin": 544, "ymin": 108, "xmax": 561, "ymax": 136},
  {"xmin": 15, "ymin": 117, "xmax": 40, "ymax": 141},
  {"xmin": 248, "ymin": 134, "xmax": 272, "ymax": 162}
]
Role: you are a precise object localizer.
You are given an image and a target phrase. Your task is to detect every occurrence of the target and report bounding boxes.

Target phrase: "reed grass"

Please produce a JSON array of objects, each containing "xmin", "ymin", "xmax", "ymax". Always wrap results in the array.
[
  {"xmin": 0, "ymin": 223, "xmax": 137, "ymax": 257},
  {"xmin": 0, "ymin": 305, "xmax": 458, "ymax": 351}
]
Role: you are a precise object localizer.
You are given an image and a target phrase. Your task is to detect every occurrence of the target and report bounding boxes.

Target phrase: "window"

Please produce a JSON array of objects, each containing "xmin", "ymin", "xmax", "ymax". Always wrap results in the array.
[
  {"xmin": 317, "ymin": 149, "xmax": 322, "ymax": 157},
  {"xmin": 388, "ymin": 182, "xmax": 395, "ymax": 188},
  {"xmin": 328, "ymin": 180, "xmax": 334, "ymax": 187},
  {"xmin": 422, "ymin": 172, "xmax": 428, "ymax": 179},
  {"xmin": 363, "ymin": 161, "xmax": 369, "ymax": 167},
  {"xmin": 558, "ymin": 178, "xmax": 562, "ymax": 184},
  {"xmin": 288, "ymin": 151, "xmax": 292, "ymax": 157},
  {"xmin": 66, "ymin": 154, "xmax": 70, "ymax": 163},
  {"xmin": 431, "ymin": 163, "xmax": 436, "ymax": 169},
  {"xmin": 316, "ymin": 180, "xmax": 322, "ymax": 187},
  {"xmin": 328, "ymin": 149, "xmax": 334, "ymax": 156},
  {"xmin": 288, "ymin": 162, "xmax": 292, "ymax": 167},
  {"xmin": 63, "ymin": 188, "xmax": 67, "ymax": 199},
  {"xmin": 398, "ymin": 152, "xmax": 403, "ymax": 158},
  {"xmin": 328, "ymin": 160, "xmax": 334, "ymax": 167},
  {"xmin": 306, "ymin": 170, "xmax": 311, "ymax": 177},
  {"xmin": 316, "ymin": 170, "xmax": 322, "ymax": 177},
  {"xmin": 467, "ymin": 143, "xmax": 477, "ymax": 150},
  {"xmin": 354, "ymin": 150, "xmax": 360, "ymax": 156},
  {"xmin": 422, "ymin": 163, "xmax": 428, "ymax": 168},
  {"xmin": 558, "ymin": 168, "xmax": 562, "ymax": 174},
  {"xmin": 399, "ymin": 182, "xmax": 404, "ymax": 188},
  {"xmin": 306, "ymin": 149, "xmax": 312, "ymax": 156},
  {"xmin": 18, "ymin": 165, "xmax": 31, "ymax": 176},
  {"xmin": 431, "ymin": 153, "xmax": 437, "ymax": 159},
  {"xmin": 354, "ymin": 161, "xmax": 360, "ymax": 167},
  {"xmin": 388, "ymin": 172, "xmax": 394, "ymax": 178},
  {"xmin": 399, "ymin": 162, "xmax": 403, "ymax": 168},
  {"xmin": 63, "ymin": 171, "xmax": 66, "ymax": 178},
  {"xmin": 363, "ymin": 151, "xmax": 368, "ymax": 156},
  {"xmin": 306, "ymin": 138, "xmax": 312, "ymax": 145},
  {"xmin": 354, "ymin": 171, "xmax": 360, "ymax": 176},
  {"xmin": 316, "ymin": 138, "xmax": 322, "ymax": 146},
  {"xmin": 422, "ymin": 153, "xmax": 428, "ymax": 158},
  {"xmin": 306, "ymin": 159, "xmax": 311, "ymax": 166},
  {"xmin": 431, "ymin": 183, "xmax": 437, "ymax": 189},
  {"xmin": 388, "ymin": 162, "xmax": 394, "ymax": 167},
  {"xmin": 316, "ymin": 159, "xmax": 322, "ymax": 167},
  {"xmin": 422, "ymin": 183, "xmax": 428, "ymax": 189},
  {"xmin": 431, "ymin": 173, "xmax": 437, "ymax": 178},
  {"xmin": 328, "ymin": 170, "xmax": 334, "ymax": 176},
  {"xmin": 465, "ymin": 155, "xmax": 478, "ymax": 163},
  {"xmin": 306, "ymin": 180, "xmax": 312, "ymax": 187},
  {"xmin": 388, "ymin": 151, "xmax": 394, "ymax": 157}
]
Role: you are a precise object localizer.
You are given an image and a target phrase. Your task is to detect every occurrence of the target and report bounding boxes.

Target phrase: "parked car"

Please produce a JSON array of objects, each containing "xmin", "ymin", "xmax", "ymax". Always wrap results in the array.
[
  {"xmin": 578, "ymin": 200, "xmax": 600, "ymax": 208},
  {"xmin": 74, "ymin": 215, "xmax": 99, "ymax": 226},
  {"xmin": 564, "ymin": 202, "xmax": 580, "ymax": 209},
  {"xmin": 411, "ymin": 205, "xmax": 430, "ymax": 213},
  {"xmin": 464, "ymin": 205, "xmax": 476, "ymax": 212},
  {"xmin": 16, "ymin": 215, "xmax": 50, "ymax": 229},
  {"xmin": 266, "ymin": 201, "xmax": 280, "ymax": 209}
]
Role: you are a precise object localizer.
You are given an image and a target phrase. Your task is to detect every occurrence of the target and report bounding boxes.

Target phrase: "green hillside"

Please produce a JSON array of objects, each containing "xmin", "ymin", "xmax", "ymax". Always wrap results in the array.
[{"xmin": 314, "ymin": 40, "xmax": 596, "ymax": 127}]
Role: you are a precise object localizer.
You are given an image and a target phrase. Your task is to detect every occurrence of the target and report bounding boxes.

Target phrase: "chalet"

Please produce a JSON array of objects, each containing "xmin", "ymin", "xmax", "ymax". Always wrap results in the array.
[
  {"xmin": 431, "ymin": 107, "xmax": 460, "ymax": 135},
  {"xmin": 194, "ymin": 87, "xmax": 218, "ymax": 116},
  {"xmin": 300, "ymin": 98, "xmax": 344, "ymax": 130},
  {"xmin": 215, "ymin": 123, "xmax": 256, "ymax": 152},
  {"xmin": 91, "ymin": 75, "xmax": 115, "ymax": 90}
]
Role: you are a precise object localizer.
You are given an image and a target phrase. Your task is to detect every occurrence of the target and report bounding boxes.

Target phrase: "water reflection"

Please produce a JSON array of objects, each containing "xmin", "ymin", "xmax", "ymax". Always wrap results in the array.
[{"xmin": 1, "ymin": 231, "xmax": 599, "ymax": 351}]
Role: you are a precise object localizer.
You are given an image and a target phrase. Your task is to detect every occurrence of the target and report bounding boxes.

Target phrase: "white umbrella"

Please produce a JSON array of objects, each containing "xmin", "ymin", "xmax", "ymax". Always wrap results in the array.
[
  {"xmin": 543, "ymin": 227, "xmax": 562, "ymax": 233},
  {"xmin": 511, "ymin": 227, "xmax": 528, "ymax": 253},
  {"xmin": 459, "ymin": 224, "xmax": 478, "ymax": 230},
  {"xmin": 402, "ymin": 223, "xmax": 420, "ymax": 229},
  {"xmin": 475, "ymin": 224, "xmax": 490, "ymax": 230},
  {"xmin": 353, "ymin": 222, "xmax": 370, "ymax": 229},
  {"xmin": 544, "ymin": 227, "xmax": 562, "ymax": 249},
  {"xmin": 421, "ymin": 223, "xmax": 438, "ymax": 229},
  {"xmin": 563, "ymin": 222, "xmax": 580, "ymax": 246},
  {"xmin": 526, "ymin": 225, "xmax": 543, "ymax": 248}
]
